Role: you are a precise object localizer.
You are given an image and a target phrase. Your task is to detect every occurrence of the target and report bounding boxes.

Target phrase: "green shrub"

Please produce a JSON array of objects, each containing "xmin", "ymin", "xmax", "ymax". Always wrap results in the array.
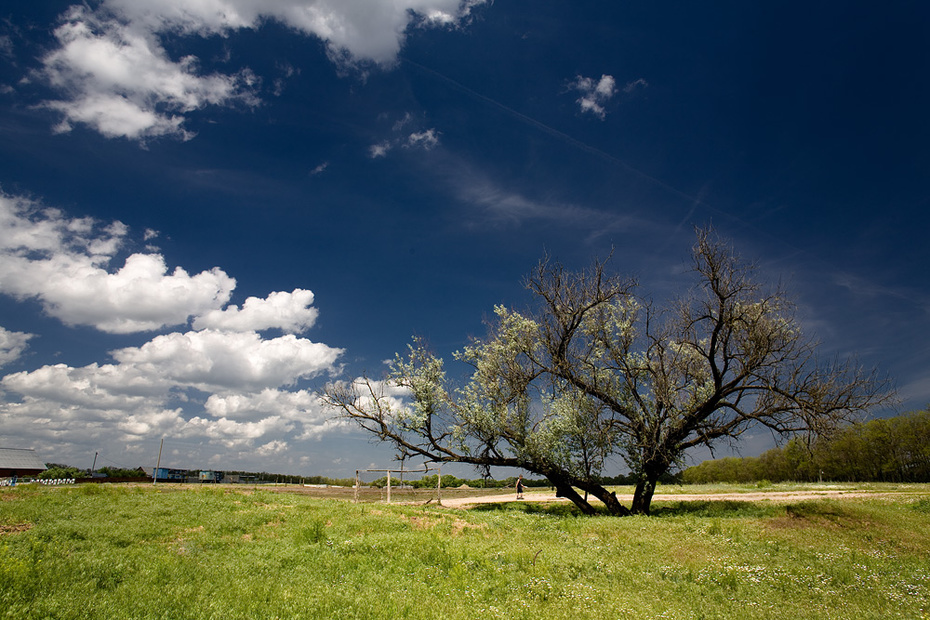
[{"xmin": 296, "ymin": 518, "xmax": 327, "ymax": 544}]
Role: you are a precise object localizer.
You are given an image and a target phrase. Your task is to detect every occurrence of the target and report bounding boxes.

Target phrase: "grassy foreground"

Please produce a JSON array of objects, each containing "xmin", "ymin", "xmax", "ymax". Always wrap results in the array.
[{"xmin": 1, "ymin": 483, "xmax": 929, "ymax": 619}]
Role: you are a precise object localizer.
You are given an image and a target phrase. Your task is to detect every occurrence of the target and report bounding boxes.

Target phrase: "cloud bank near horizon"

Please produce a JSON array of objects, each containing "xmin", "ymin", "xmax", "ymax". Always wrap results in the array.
[{"xmin": 0, "ymin": 191, "xmax": 346, "ymax": 466}]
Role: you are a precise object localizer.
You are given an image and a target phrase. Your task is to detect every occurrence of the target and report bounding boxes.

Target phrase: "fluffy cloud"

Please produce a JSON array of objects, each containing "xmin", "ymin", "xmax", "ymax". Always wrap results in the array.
[
  {"xmin": 1, "ymin": 357, "xmax": 187, "ymax": 450},
  {"xmin": 1, "ymin": 330, "xmax": 344, "ymax": 455},
  {"xmin": 0, "ymin": 327, "xmax": 33, "ymax": 368},
  {"xmin": 181, "ymin": 415, "xmax": 294, "ymax": 447},
  {"xmin": 193, "ymin": 289, "xmax": 319, "ymax": 333},
  {"xmin": 100, "ymin": 0, "xmax": 486, "ymax": 64},
  {"xmin": 112, "ymin": 330, "xmax": 341, "ymax": 392},
  {"xmin": 571, "ymin": 74, "xmax": 617, "ymax": 119},
  {"xmin": 2, "ymin": 362, "xmax": 169, "ymax": 410},
  {"xmin": 38, "ymin": 0, "xmax": 487, "ymax": 140},
  {"xmin": 205, "ymin": 388, "xmax": 345, "ymax": 439},
  {"xmin": 0, "ymin": 393, "xmax": 186, "ymax": 447},
  {"xmin": 41, "ymin": 5, "xmax": 258, "ymax": 140},
  {"xmin": 0, "ymin": 193, "xmax": 235, "ymax": 333},
  {"xmin": 0, "ymin": 190, "xmax": 348, "ymax": 468}
]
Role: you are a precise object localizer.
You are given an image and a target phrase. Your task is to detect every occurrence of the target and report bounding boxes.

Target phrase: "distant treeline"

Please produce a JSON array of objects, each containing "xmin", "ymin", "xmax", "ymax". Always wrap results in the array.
[
  {"xmin": 36, "ymin": 466, "xmax": 548, "ymax": 487},
  {"xmin": 40, "ymin": 465, "xmax": 147, "ymax": 480},
  {"xmin": 214, "ymin": 472, "xmax": 538, "ymax": 487},
  {"xmin": 221, "ymin": 471, "xmax": 347, "ymax": 485},
  {"xmin": 682, "ymin": 410, "xmax": 930, "ymax": 484},
  {"xmin": 37, "ymin": 466, "xmax": 675, "ymax": 488}
]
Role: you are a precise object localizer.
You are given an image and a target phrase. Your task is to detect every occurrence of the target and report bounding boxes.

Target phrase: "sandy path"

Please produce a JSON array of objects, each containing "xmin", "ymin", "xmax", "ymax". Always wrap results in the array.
[{"xmin": 437, "ymin": 489, "xmax": 912, "ymax": 509}]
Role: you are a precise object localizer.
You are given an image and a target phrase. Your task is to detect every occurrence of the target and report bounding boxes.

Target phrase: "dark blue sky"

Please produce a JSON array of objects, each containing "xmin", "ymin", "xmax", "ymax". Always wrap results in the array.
[{"xmin": 0, "ymin": 1, "xmax": 927, "ymax": 476}]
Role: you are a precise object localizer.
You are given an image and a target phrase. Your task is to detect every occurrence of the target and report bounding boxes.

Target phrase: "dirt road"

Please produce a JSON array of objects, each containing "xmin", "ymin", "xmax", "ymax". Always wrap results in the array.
[{"xmin": 437, "ymin": 488, "xmax": 912, "ymax": 509}]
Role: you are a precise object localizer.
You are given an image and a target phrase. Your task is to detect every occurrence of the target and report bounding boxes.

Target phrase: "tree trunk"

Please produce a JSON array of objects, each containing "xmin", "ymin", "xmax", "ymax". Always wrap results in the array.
[
  {"xmin": 630, "ymin": 473, "xmax": 659, "ymax": 515},
  {"xmin": 547, "ymin": 474, "xmax": 633, "ymax": 516},
  {"xmin": 584, "ymin": 483, "xmax": 632, "ymax": 516},
  {"xmin": 554, "ymin": 483, "xmax": 598, "ymax": 515}
]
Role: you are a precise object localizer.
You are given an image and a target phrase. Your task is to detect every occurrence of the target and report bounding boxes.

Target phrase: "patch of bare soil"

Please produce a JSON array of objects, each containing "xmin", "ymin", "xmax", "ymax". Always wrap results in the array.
[{"xmin": 0, "ymin": 523, "xmax": 33, "ymax": 535}]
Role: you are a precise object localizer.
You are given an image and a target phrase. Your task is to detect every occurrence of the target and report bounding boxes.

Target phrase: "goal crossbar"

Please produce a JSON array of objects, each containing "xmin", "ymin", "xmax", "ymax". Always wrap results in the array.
[{"xmin": 355, "ymin": 465, "xmax": 442, "ymax": 505}]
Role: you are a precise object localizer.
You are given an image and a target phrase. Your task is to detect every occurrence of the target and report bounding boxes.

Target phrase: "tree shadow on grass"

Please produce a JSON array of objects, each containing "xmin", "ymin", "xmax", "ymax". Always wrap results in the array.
[
  {"xmin": 471, "ymin": 499, "xmax": 781, "ymax": 519},
  {"xmin": 471, "ymin": 501, "xmax": 601, "ymax": 517},
  {"xmin": 650, "ymin": 500, "xmax": 781, "ymax": 519}
]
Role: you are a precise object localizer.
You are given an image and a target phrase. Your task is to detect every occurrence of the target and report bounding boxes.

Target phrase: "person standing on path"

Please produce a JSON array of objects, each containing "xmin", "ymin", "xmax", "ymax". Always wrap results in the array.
[{"xmin": 516, "ymin": 475, "xmax": 524, "ymax": 499}]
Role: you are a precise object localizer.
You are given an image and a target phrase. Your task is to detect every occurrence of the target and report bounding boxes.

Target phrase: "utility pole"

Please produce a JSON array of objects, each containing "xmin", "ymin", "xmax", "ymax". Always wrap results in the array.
[
  {"xmin": 91, "ymin": 451, "xmax": 98, "ymax": 473},
  {"xmin": 153, "ymin": 438, "xmax": 163, "ymax": 485}
]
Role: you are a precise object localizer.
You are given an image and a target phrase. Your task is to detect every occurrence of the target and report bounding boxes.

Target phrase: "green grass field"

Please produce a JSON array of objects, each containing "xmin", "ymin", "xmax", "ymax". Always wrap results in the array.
[{"xmin": 2, "ymin": 483, "xmax": 929, "ymax": 619}]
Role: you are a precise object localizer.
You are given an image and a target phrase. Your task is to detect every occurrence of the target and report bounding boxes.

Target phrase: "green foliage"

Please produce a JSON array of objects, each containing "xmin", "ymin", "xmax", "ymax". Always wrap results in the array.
[
  {"xmin": 303, "ymin": 475, "xmax": 356, "ymax": 486},
  {"xmin": 96, "ymin": 467, "xmax": 148, "ymax": 479},
  {"xmin": 38, "ymin": 466, "xmax": 87, "ymax": 480},
  {"xmin": 682, "ymin": 409, "xmax": 930, "ymax": 484},
  {"xmin": 411, "ymin": 474, "xmax": 464, "ymax": 488}
]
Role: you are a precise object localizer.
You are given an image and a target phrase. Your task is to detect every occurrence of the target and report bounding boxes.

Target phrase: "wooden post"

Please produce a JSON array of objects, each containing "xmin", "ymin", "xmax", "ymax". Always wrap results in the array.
[
  {"xmin": 437, "ymin": 464, "xmax": 442, "ymax": 506},
  {"xmin": 386, "ymin": 470, "xmax": 392, "ymax": 504},
  {"xmin": 354, "ymin": 470, "xmax": 359, "ymax": 504}
]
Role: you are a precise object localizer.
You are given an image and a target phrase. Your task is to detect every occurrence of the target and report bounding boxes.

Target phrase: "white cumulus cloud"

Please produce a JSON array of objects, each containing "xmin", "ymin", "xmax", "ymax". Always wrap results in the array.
[
  {"xmin": 0, "ymin": 392, "xmax": 186, "ymax": 447},
  {"xmin": 571, "ymin": 74, "xmax": 617, "ymax": 119},
  {"xmin": 205, "ymin": 388, "xmax": 345, "ymax": 439},
  {"xmin": 181, "ymin": 415, "xmax": 294, "ymax": 448},
  {"xmin": 112, "ymin": 329, "xmax": 342, "ymax": 392},
  {"xmin": 37, "ymin": 0, "xmax": 488, "ymax": 141},
  {"xmin": 2, "ymin": 362, "xmax": 169, "ymax": 412},
  {"xmin": 0, "ymin": 327, "xmax": 34, "ymax": 368},
  {"xmin": 1, "ymin": 330, "xmax": 344, "ymax": 455},
  {"xmin": 0, "ymin": 191, "xmax": 350, "ymax": 471},
  {"xmin": 0, "ymin": 193, "xmax": 235, "ymax": 333},
  {"xmin": 1, "ymin": 328, "xmax": 344, "ymax": 457},
  {"xmin": 101, "ymin": 0, "xmax": 486, "ymax": 65},
  {"xmin": 193, "ymin": 289, "xmax": 319, "ymax": 333},
  {"xmin": 40, "ymin": 5, "xmax": 258, "ymax": 141}
]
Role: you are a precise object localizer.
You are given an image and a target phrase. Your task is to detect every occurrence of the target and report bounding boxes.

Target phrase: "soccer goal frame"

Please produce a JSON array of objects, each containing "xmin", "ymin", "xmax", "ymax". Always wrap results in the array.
[{"xmin": 355, "ymin": 464, "xmax": 443, "ymax": 505}]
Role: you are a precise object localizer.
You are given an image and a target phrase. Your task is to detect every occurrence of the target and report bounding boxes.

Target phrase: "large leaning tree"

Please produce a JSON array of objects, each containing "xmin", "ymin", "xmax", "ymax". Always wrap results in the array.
[{"xmin": 322, "ymin": 228, "xmax": 893, "ymax": 515}]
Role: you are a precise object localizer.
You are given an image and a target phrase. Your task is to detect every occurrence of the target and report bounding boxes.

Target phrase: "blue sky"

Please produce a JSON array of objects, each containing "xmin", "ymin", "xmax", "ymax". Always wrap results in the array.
[{"xmin": 0, "ymin": 1, "xmax": 927, "ymax": 477}]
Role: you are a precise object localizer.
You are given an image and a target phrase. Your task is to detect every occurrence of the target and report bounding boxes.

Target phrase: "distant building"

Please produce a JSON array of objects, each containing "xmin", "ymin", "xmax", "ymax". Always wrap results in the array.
[
  {"xmin": 199, "ymin": 471, "xmax": 221, "ymax": 483},
  {"xmin": 0, "ymin": 447, "xmax": 47, "ymax": 478},
  {"xmin": 150, "ymin": 467, "xmax": 189, "ymax": 482}
]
